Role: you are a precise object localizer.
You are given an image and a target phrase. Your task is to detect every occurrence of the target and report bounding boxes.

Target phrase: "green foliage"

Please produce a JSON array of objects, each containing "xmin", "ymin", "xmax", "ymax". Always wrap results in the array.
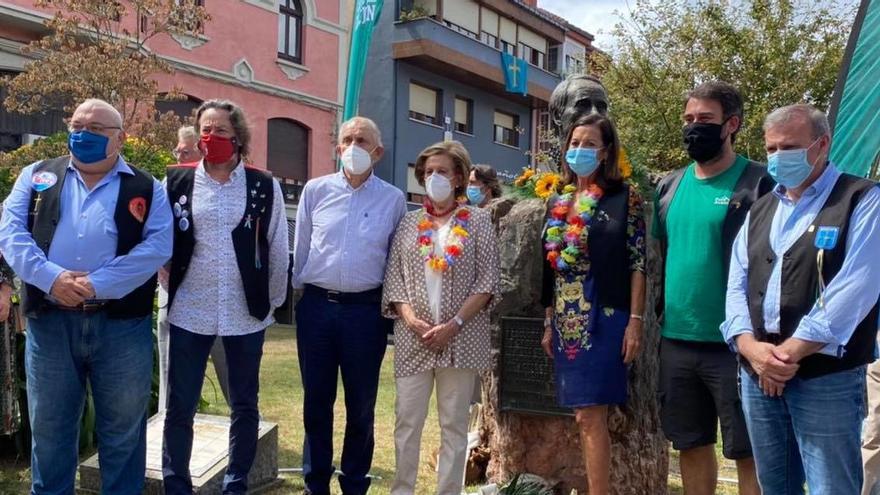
[
  {"xmin": 121, "ymin": 137, "xmax": 175, "ymax": 181},
  {"xmin": 595, "ymin": 0, "xmax": 856, "ymax": 172},
  {"xmin": 499, "ymin": 474, "xmax": 555, "ymax": 495}
]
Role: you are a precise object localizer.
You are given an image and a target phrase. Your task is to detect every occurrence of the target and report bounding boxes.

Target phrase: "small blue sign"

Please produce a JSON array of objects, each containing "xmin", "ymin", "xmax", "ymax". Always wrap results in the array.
[{"xmin": 815, "ymin": 226, "xmax": 840, "ymax": 250}]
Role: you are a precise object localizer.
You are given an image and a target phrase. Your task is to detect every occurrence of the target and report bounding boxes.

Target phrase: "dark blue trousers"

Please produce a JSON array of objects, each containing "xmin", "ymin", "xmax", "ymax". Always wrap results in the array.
[
  {"xmin": 295, "ymin": 290, "xmax": 388, "ymax": 495},
  {"xmin": 162, "ymin": 325, "xmax": 265, "ymax": 495}
]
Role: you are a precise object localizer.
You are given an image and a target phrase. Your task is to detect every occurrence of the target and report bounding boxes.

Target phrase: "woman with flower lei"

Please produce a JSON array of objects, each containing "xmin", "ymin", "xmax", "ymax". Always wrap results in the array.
[
  {"xmin": 539, "ymin": 114, "xmax": 647, "ymax": 495},
  {"xmin": 381, "ymin": 141, "xmax": 500, "ymax": 495}
]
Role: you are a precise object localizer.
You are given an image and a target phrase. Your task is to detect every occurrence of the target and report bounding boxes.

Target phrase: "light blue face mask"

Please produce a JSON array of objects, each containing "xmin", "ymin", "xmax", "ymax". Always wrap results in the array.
[
  {"xmin": 565, "ymin": 147, "xmax": 602, "ymax": 177},
  {"xmin": 767, "ymin": 138, "xmax": 821, "ymax": 189},
  {"xmin": 466, "ymin": 185, "xmax": 486, "ymax": 205}
]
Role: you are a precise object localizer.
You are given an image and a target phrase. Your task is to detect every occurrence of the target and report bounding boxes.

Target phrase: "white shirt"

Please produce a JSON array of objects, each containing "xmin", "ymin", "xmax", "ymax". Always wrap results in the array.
[
  {"xmin": 293, "ymin": 171, "xmax": 407, "ymax": 292},
  {"xmin": 168, "ymin": 161, "xmax": 289, "ymax": 336},
  {"xmin": 425, "ymin": 222, "xmax": 451, "ymax": 325}
]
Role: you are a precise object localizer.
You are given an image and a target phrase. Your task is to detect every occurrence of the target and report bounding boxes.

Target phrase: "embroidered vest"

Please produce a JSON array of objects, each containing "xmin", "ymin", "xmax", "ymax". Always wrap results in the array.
[
  {"xmin": 165, "ymin": 164, "xmax": 275, "ymax": 320},
  {"xmin": 23, "ymin": 156, "xmax": 157, "ymax": 318}
]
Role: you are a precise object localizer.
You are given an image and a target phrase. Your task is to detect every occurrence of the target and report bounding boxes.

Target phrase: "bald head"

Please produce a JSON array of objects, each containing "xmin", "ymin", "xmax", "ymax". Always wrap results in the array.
[
  {"xmin": 72, "ymin": 99, "xmax": 123, "ymax": 129},
  {"xmin": 339, "ymin": 117, "xmax": 383, "ymax": 148}
]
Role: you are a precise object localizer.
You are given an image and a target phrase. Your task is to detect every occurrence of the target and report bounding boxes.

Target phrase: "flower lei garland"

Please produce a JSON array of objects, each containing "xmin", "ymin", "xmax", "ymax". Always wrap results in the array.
[
  {"xmin": 544, "ymin": 184, "xmax": 604, "ymax": 271},
  {"xmin": 418, "ymin": 205, "xmax": 471, "ymax": 273}
]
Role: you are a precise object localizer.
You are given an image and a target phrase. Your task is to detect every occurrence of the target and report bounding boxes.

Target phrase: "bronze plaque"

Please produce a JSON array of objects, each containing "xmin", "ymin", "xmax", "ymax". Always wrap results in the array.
[{"xmin": 499, "ymin": 316, "xmax": 572, "ymax": 417}]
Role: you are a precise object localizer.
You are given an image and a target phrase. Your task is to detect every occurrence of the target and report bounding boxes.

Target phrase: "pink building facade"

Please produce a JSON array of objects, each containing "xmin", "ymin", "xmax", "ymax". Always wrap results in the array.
[{"xmin": 0, "ymin": 0, "xmax": 349, "ymax": 201}]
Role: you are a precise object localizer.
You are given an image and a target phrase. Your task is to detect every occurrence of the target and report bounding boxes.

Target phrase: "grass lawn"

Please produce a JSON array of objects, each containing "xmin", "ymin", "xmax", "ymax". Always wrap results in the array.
[{"xmin": 0, "ymin": 325, "xmax": 741, "ymax": 494}]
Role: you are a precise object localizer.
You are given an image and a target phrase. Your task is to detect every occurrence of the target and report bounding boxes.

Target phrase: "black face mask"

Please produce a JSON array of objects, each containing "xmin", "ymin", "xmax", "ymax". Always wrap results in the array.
[{"xmin": 683, "ymin": 121, "xmax": 729, "ymax": 163}]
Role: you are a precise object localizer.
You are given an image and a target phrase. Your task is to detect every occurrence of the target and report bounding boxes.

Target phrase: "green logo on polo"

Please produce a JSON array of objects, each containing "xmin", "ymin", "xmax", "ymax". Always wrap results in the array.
[{"xmin": 715, "ymin": 196, "xmax": 730, "ymax": 205}]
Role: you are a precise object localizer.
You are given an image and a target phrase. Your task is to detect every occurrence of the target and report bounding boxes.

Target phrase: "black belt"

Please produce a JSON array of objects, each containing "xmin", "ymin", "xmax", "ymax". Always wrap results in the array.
[
  {"xmin": 48, "ymin": 300, "xmax": 110, "ymax": 313},
  {"xmin": 304, "ymin": 284, "xmax": 382, "ymax": 305}
]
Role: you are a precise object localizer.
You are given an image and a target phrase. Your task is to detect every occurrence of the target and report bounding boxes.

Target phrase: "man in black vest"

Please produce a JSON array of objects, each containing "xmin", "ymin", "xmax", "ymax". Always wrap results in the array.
[
  {"xmin": 161, "ymin": 100, "xmax": 289, "ymax": 495},
  {"xmin": 722, "ymin": 104, "xmax": 880, "ymax": 494},
  {"xmin": 653, "ymin": 81, "xmax": 770, "ymax": 495},
  {"xmin": 0, "ymin": 98, "xmax": 173, "ymax": 494}
]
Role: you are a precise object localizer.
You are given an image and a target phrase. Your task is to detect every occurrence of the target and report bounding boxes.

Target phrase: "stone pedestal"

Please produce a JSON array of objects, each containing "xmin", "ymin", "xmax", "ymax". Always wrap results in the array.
[
  {"xmin": 79, "ymin": 413, "xmax": 280, "ymax": 494},
  {"xmin": 480, "ymin": 198, "xmax": 668, "ymax": 494}
]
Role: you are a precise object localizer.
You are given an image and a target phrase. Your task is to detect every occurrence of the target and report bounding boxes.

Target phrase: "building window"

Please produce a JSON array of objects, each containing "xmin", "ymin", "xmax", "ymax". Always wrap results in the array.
[
  {"xmin": 409, "ymin": 82, "xmax": 441, "ymax": 126},
  {"xmin": 454, "ymin": 97, "xmax": 473, "ymax": 135},
  {"xmin": 278, "ymin": 0, "xmax": 303, "ymax": 63},
  {"xmin": 565, "ymin": 54, "xmax": 584, "ymax": 75},
  {"xmin": 519, "ymin": 43, "xmax": 545, "ymax": 69},
  {"xmin": 494, "ymin": 110, "xmax": 518, "ymax": 148},
  {"xmin": 407, "ymin": 163, "xmax": 426, "ymax": 204},
  {"xmin": 267, "ymin": 118, "xmax": 309, "ymax": 203},
  {"xmin": 155, "ymin": 93, "xmax": 203, "ymax": 121},
  {"xmin": 480, "ymin": 31, "xmax": 497, "ymax": 48},
  {"xmin": 500, "ymin": 40, "xmax": 515, "ymax": 56},
  {"xmin": 548, "ymin": 46, "xmax": 559, "ymax": 73},
  {"xmin": 168, "ymin": 0, "xmax": 205, "ymax": 32}
]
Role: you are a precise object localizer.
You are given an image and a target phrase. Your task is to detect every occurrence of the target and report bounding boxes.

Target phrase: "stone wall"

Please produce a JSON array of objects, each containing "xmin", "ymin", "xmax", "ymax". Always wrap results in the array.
[{"xmin": 479, "ymin": 197, "xmax": 668, "ymax": 494}]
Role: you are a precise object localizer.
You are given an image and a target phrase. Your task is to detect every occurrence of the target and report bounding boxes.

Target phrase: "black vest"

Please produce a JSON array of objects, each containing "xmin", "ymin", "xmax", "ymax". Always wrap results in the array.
[
  {"xmin": 746, "ymin": 173, "xmax": 879, "ymax": 378},
  {"xmin": 590, "ymin": 183, "xmax": 633, "ymax": 309},
  {"xmin": 23, "ymin": 156, "xmax": 157, "ymax": 318},
  {"xmin": 165, "ymin": 165, "xmax": 274, "ymax": 321}
]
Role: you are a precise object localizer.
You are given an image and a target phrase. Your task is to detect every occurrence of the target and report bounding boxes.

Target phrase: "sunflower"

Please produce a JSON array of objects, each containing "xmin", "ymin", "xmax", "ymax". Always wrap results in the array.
[
  {"xmin": 514, "ymin": 168, "xmax": 535, "ymax": 187},
  {"xmin": 535, "ymin": 173, "xmax": 561, "ymax": 199},
  {"xmin": 618, "ymin": 147, "xmax": 633, "ymax": 179}
]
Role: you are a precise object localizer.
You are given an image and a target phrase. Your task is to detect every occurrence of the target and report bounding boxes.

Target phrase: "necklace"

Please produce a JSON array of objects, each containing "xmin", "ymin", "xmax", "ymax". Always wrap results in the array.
[
  {"xmin": 417, "ymin": 205, "xmax": 471, "ymax": 273},
  {"xmin": 544, "ymin": 184, "xmax": 604, "ymax": 271}
]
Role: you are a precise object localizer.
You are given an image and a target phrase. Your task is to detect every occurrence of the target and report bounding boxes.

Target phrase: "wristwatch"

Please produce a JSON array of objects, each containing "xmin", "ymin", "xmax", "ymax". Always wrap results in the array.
[
  {"xmin": 544, "ymin": 317, "xmax": 552, "ymax": 328},
  {"xmin": 453, "ymin": 315, "xmax": 464, "ymax": 328}
]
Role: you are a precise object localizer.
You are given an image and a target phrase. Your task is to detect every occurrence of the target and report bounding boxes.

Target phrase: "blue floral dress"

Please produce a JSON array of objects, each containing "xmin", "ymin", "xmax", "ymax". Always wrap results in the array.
[{"xmin": 542, "ymin": 186, "xmax": 646, "ymax": 408}]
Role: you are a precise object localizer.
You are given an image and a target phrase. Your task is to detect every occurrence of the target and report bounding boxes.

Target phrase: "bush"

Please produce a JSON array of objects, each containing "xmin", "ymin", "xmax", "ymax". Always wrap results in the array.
[{"xmin": 0, "ymin": 132, "xmax": 174, "ymax": 200}]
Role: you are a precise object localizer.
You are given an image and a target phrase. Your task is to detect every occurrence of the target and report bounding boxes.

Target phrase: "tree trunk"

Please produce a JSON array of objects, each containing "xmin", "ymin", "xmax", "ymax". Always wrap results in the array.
[{"xmin": 479, "ymin": 198, "xmax": 668, "ymax": 494}]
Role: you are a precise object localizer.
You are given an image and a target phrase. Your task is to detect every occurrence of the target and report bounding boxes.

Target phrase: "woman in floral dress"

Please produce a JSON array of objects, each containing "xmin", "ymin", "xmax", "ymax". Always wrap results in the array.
[{"xmin": 540, "ymin": 113, "xmax": 646, "ymax": 495}]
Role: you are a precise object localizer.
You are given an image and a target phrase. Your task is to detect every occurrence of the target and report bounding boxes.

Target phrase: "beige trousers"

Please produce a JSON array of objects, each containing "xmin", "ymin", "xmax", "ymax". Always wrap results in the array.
[
  {"xmin": 391, "ymin": 367, "xmax": 476, "ymax": 495},
  {"xmin": 863, "ymin": 358, "xmax": 880, "ymax": 495}
]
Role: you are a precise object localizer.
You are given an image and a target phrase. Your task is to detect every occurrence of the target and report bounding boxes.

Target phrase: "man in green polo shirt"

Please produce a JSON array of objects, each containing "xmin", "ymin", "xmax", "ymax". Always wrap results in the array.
[{"xmin": 653, "ymin": 81, "xmax": 773, "ymax": 495}]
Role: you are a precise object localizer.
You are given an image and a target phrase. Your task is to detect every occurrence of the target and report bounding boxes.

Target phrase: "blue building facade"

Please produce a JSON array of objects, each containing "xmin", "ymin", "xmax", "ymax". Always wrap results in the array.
[{"xmin": 359, "ymin": 0, "xmax": 565, "ymax": 202}]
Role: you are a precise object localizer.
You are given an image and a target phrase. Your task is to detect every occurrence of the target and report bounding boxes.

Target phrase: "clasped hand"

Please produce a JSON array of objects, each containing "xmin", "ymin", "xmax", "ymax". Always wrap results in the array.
[
  {"xmin": 739, "ymin": 336, "xmax": 800, "ymax": 398},
  {"xmin": 406, "ymin": 316, "xmax": 459, "ymax": 352},
  {"xmin": 50, "ymin": 271, "xmax": 95, "ymax": 307}
]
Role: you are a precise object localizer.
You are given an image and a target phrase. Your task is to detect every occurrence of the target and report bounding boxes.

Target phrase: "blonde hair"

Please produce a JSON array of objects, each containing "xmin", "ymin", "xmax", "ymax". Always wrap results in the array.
[{"xmin": 414, "ymin": 141, "xmax": 472, "ymax": 197}]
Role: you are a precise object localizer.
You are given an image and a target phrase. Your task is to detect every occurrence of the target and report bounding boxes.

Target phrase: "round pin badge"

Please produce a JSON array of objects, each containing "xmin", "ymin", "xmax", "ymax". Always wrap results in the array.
[
  {"xmin": 178, "ymin": 195, "xmax": 188, "ymax": 205},
  {"xmin": 31, "ymin": 171, "xmax": 58, "ymax": 192},
  {"xmin": 179, "ymin": 217, "xmax": 190, "ymax": 232},
  {"xmin": 173, "ymin": 203, "xmax": 182, "ymax": 218},
  {"xmin": 181, "ymin": 209, "xmax": 189, "ymax": 218}
]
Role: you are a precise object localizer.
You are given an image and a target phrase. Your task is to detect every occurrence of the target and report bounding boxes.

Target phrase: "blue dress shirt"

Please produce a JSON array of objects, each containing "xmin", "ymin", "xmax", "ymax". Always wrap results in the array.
[
  {"xmin": 722, "ymin": 164, "xmax": 880, "ymax": 356},
  {"xmin": 0, "ymin": 157, "xmax": 173, "ymax": 299},
  {"xmin": 293, "ymin": 171, "xmax": 407, "ymax": 293}
]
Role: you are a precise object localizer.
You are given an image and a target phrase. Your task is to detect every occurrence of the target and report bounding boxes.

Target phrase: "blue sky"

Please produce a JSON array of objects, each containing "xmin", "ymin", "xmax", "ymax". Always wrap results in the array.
[{"xmin": 538, "ymin": 0, "xmax": 631, "ymax": 51}]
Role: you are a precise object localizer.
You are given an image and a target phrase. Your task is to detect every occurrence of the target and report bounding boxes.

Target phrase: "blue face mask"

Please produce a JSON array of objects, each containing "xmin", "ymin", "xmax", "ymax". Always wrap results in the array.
[
  {"xmin": 767, "ymin": 138, "xmax": 821, "ymax": 189},
  {"xmin": 68, "ymin": 130, "xmax": 110, "ymax": 165},
  {"xmin": 467, "ymin": 185, "xmax": 486, "ymax": 205},
  {"xmin": 565, "ymin": 147, "xmax": 602, "ymax": 177}
]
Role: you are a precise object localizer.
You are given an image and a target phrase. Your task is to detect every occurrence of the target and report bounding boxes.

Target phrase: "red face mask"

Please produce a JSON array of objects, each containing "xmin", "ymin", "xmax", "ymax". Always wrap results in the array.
[{"xmin": 199, "ymin": 134, "xmax": 237, "ymax": 164}]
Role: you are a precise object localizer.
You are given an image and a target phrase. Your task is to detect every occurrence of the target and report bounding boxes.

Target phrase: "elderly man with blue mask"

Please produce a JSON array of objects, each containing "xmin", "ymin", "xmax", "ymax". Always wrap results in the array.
[
  {"xmin": 0, "ymin": 98, "xmax": 173, "ymax": 494},
  {"xmin": 722, "ymin": 104, "xmax": 880, "ymax": 495}
]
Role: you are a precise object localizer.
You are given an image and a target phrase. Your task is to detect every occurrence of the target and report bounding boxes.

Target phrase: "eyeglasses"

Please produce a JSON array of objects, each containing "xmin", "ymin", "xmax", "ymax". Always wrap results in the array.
[
  {"xmin": 172, "ymin": 149, "xmax": 199, "ymax": 159},
  {"xmin": 69, "ymin": 123, "xmax": 122, "ymax": 134}
]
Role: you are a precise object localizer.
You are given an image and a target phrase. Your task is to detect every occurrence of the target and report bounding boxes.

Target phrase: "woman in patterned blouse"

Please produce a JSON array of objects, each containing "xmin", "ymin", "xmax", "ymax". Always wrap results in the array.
[
  {"xmin": 539, "ymin": 114, "xmax": 647, "ymax": 495},
  {"xmin": 382, "ymin": 141, "xmax": 500, "ymax": 495}
]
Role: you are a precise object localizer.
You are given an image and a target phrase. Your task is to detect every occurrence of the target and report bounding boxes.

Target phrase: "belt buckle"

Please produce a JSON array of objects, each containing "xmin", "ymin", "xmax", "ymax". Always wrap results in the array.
[
  {"xmin": 82, "ymin": 301, "xmax": 102, "ymax": 312},
  {"xmin": 326, "ymin": 291, "xmax": 341, "ymax": 304}
]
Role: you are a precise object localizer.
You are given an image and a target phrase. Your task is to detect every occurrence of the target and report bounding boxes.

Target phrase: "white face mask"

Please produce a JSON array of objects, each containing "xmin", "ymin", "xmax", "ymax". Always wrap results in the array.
[
  {"xmin": 341, "ymin": 144, "xmax": 373, "ymax": 175},
  {"xmin": 425, "ymin": 173, "xmax": 453, "ymax": 202}
]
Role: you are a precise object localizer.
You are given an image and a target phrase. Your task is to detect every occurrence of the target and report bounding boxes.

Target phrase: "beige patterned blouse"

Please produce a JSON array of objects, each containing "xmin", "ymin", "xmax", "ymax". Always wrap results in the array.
[{"xmin": 382, "ymin": 206, "xmax": 501, "ymax": 378}]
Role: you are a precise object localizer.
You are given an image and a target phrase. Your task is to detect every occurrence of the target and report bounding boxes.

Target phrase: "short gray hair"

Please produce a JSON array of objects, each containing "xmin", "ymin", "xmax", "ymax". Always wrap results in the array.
[
  {"xmin": 763, "ymin": 104, "xmax": 830, "ymax": 140},
  {"xmin": 177, "ymin": 125, "xmax": 197, "ymax": 143},
  {"xmin": 195, "ymin": 99, "xmax": 252, "ymax": 157},
  {"xmin": 339, "ymin": 116, "xmax": 383, "ymax": 147}
]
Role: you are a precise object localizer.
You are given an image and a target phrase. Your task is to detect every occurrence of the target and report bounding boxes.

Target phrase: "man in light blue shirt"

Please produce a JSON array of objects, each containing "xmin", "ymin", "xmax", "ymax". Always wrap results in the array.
[
  {"xmin": 293, "ymin": 116, "xmax": 406, "ymax": 495},
  {"xmin": 722, "ymin": 104, "xmax": 880, "ymax": 495},
  {"xmin": 0, "ymin": 99, "xmax": 173, "ymax": 494}
]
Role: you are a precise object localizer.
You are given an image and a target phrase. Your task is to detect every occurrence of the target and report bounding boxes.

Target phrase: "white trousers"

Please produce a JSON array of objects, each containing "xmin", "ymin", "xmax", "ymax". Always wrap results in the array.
[{"xmin": 391, "ymin": 367, "xmax": 476, "ymax": 495}]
